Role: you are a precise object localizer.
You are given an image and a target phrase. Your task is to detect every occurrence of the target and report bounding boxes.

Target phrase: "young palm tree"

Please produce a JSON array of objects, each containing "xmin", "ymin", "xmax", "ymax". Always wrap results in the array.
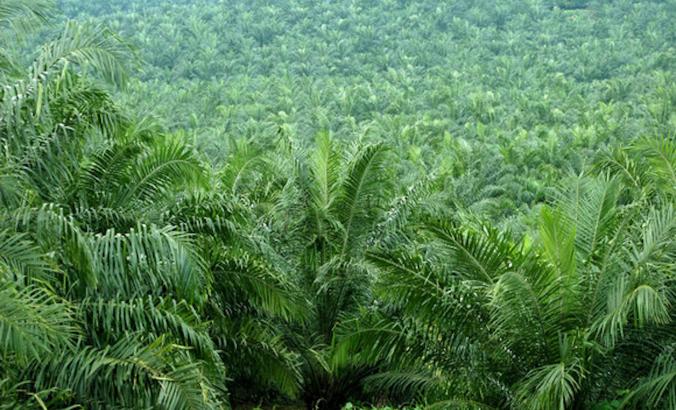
[{"xmin": 215, "ymin": 132, "xmax": 392, "ymax": 408}]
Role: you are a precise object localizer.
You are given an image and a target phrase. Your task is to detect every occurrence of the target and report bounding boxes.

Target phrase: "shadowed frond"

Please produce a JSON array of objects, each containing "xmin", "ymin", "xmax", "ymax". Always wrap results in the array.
[
  {"xmin": 29, "ymin": 335, "xmax": 223, "ymax": 409},
  {"xmin": 0, "ymin": 229, "xmax": 53, "ymax": 285}
]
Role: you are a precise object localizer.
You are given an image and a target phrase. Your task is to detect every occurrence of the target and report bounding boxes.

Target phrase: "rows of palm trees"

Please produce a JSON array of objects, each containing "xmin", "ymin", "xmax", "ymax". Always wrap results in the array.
[
  {"xmin": 1, "ymin": 2, "xmax": 674, "ymax": 410},
  {"xmin": 60, "ymin": 0, "xmax": 675, "ymax": 227}
]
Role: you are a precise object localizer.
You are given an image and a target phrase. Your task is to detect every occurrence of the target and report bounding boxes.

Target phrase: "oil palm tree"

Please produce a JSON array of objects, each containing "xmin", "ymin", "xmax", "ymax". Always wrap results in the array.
[
  {"xmin": 1, "ymin": 5, "xmax": 228, "ymax": 408},
  {"xmin": 216, "ymin": 132, "xmax": 392, "ymax": 408},
  {"xmin": 340, "ymin": 142, "xmax": 674, "ymax": 409}
]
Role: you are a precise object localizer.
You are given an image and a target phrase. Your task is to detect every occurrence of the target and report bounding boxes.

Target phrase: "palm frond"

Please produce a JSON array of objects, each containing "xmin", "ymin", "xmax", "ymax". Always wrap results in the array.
[
  {"xmin": 334, "ymin": 143, "xmax": 389, "ymax": 254},
  {"xmin": 29, "ymin": 334, "xmax": 221, "ymax": 408},
  {"xmin": 554, "ymin": 175, "xmax": 621, "ymax": 265},
  {"xmin": 33, "ymin": 21, "xmax": 131, "ymax": 87},
  {"xmin": 515, "ymin": 359, "xmax": 583, "ymax": 410},
  {"xmin": 623, "ymin": 346, "xmax": 676, "ymax": 410},
  {"xmin": 213, "ymin": 251, "xmax": 304, "ymax": 321},
  {"xmin": 0, "ymin": 0, "xmax": 53, "ymax": 35},
  {"xmin": 0, "ymin": 229, "xmax": 54, "ymax": 285},
  {"xmin": 631, "ymin": 136, "xmax": 676, "ymax": 195},
  {"xmin": 423, "ymin": 219, "xmax": 518, "ymax": 285},
  {"xmin": 0, "ymin": 283, "xmax": 76, "ymax": 363},
  {"xmin": 310, "ymin": 131, "xmax": 341, "ymax": 212},
  {"xmin": 115, "ymin": 138, "xmax": 204, "ymax": 208},
  {"xmin": 90, "ymin": 224, "xmax": 210, "ymax": 304}
]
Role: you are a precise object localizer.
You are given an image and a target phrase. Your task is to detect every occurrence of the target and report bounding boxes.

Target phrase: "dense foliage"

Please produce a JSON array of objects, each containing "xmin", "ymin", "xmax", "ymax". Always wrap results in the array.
[{"xmin": 1, "ymin": 0, "xmax": 674, "ymax": 409}]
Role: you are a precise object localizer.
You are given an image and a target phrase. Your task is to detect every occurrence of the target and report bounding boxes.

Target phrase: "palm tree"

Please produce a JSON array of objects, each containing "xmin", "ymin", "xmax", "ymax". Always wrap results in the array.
[
  {"xmin": 215, "ymin": 131, "xmax": 392, "ymax": 408},
  {"xmin": 340, "ymin": 139, "xmax": 675, "ymax": 409},
  {"xmin": 1, "ymin": 5, "xmax": 229, "ymax": 408}
]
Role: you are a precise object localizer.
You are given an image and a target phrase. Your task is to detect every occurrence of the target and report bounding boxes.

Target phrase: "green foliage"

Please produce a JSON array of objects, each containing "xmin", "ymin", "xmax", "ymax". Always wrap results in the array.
[{"xmin": 1, "ymin": 1, "xmax": 673, "ymax": 409}]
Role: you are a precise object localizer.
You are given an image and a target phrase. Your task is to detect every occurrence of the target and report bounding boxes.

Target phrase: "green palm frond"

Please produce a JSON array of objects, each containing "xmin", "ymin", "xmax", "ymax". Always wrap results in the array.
[
  {"xmin": 213, "ymin": 250, "xmax": 304, "ymax": 321},
  {"xmin": 631, "ymin": 137, "xmax": 676, "ymax": 195},
  {"xmin": 593, "ymin": 204, "xmax": 675, "ymax": 346},
  {"xmin": 29, "ymin": 334, "xmax": 221, "ymax": 409},
  {"xmin": 595, "ymin": 147, "xmax": 650, "ymax": 194},
  {"xmin": 423, "ymin": 219, "xmax": 519, "ymax": 285},
  {"xmin": 12, "ymin": 204, "xmax": 96, "ymax": 287},
  {"xmin": 363, "ymin": 369, "xmax": 437, "ymax": 403},
  {"xmin": 91, "ymin": 224, "xmax": 210, "ymax": 304},
  {"xmin": 33, "ymin": 21, "xmax": 131, "ymax": 87},
  {"xmin": 335, "ymin": 142, "xmax": 388, "ymax": 254},
  {"xmin": 515, "ymin": 359, "xmax": 583, "ymax": 410},
  {"xmin": 629, "ymin": 204, "xmax": 676, "ymax": 272},
  {"xmin": 0, "ymin": 0, "xmax": 53, "ymax": 34},
  {"xmin": 213, "ymin": 317, "xmax": 301, "ymax": 398},
  {"xmin": 554, "ymin": 175, "xmax": 621, "ymax": 265},
  {"xmin": 539, "ymin": 206, "xmax": 577, "ymax": 279},
  {"xmin": 0, "ymin": 170, "xmax": 23, "ymax": 208},
  {"xmin": 116, "ymin": 138, "xmax": 204, "ymax": 208},
  {"xmin": 158, "ymin": 352, "xmax": 227, "ymax": 410},
  {"xmin": 80, "ymin": 296, "xmax": 219, "ymax": 363},
  {"xmin": 0, "ymin": 229, "xmax": 54, "ymax": 285},
  {"xmin": 166, "ymin": 191, "xmax": 240, "ymax": 237},
  {"xmin": 0, "ymin": 283, "xmax": 76, "ymax": 363},
  {"xmin": 623, "ymin": 346, "xmax": 676, "ymax": 410},
  {"xmin": 310, "ymin": 131, "xmax": 341, "ymax": 212}
]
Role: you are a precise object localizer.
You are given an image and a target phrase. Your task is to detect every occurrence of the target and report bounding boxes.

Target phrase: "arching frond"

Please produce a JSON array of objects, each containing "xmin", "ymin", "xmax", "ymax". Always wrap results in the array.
[
  {"xmin": 80, "ymin": 296, "xmax": 219, "ymax": 364},
  {"xmin": 515, "ymin": 359, "xmax": 583, "ymax": 410},
  {"xmin": 212, "ymin": 250, "xmax": 304, "ymax": 321},
  {"xmin": 0, "ymin": 0, "xmax": 53, "ymax": 35},
  {"xmin": 631, "ymin": 137, "xmax": 676, "ymax": 195},
  {"xmin": 335, "ymin": 143, "xmax": 389, "ymax": 254},
  {"xmin": 29, "ymin": 335, "xmax": 223, "ymax": 409},
  {"xmin": 623, "ymin": 347, "xmax": 676, "ymax": 410},
  {"xmin": 12, "ymin": 204, "xmax": 96, "ymax": 287},
  {"xmin": 423, "ymin": 219, "xmax": 519, "ymax": 285},
  {"xmin": 33, "ymin": 21, "xmax": 131, "ymax": 87},
  {"xmin": 0, "ymin": 230, "xmax": 54, "ymax": 285},
  {"xmin": 212, "ymin": 317, "xmax": 301, "ymax": 398},
  {"xmin": 115, "ymin": 138, "xmax": 204, "ymax": 208},
  {"xmin": 310, "ymin": 131, "xmax": 340, "ymax": 212},
  {"xmin": 90, "ymin": 224, "xmax": 210, "ymax": 304},
  {"xmin": 0, "ymin": 283, "xmax": 76, "ymax": 363},
  {"xmin": 554, "ymin": 175, "xmax": 621, "ymax": 265}
]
